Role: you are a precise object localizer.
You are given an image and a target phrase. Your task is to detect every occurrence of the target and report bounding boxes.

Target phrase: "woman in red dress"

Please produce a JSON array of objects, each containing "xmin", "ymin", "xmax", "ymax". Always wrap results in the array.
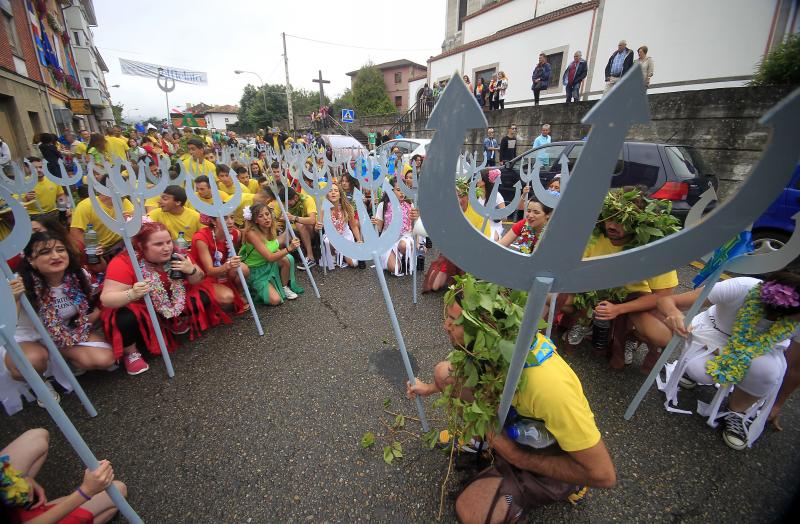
[{"xmin": 99, "ymin": 221, "xmax": 229, "ymax": 376}]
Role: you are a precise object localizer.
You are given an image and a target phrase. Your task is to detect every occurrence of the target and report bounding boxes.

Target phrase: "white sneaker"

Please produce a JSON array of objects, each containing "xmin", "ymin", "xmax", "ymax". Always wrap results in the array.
[
  {"xmin": 36, "ymin": 380, "xmax": 60, "ymax": 408},
  {"xmin": 283, "ymin": 286, "xmax": 298, "ymax": 300}
]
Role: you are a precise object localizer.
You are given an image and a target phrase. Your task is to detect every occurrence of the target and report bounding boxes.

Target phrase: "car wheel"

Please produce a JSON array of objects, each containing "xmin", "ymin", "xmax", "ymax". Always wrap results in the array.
[{"xmin": 751, "ymin": 229, "xmax": 791, "ymax": 255}]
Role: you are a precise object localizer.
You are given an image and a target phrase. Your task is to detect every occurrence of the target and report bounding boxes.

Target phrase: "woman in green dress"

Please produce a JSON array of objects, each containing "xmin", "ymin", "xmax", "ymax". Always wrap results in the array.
[{"xmin": 239, "ymin": 202, "xmax": 303, "ymax": 305}]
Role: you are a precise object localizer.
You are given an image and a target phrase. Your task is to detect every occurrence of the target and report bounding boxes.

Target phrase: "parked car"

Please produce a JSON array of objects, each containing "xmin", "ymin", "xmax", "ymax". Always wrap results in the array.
[
  {"xmin": 320, "ymin": 134, "xmax": 369, "ymax": 163},
  {"xmin": 751, "ymin": 164, "xmax": 800, "ymax": 258},
  {"xmin": 372, "ymin": 138, "xmax": 431, "ymax": 165},
  {"xmin": 497, "ymin": 141, "xmax": 718, "ymax": 221}
]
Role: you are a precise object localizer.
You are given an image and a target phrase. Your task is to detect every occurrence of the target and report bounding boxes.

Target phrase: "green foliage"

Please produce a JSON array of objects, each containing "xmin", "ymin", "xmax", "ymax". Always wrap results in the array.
[
  {"xmin": 423, "ymin": 429, "xmax": 439, "ymax": 450},
  {"xmin": 238, "ymin": 83, "xmax": 288, "ymax": 132},
  {"xmin": 595, "ymin": 187, "xmax": 681, "ymax": 248},
  {"xmin": 292, "ymin": 88, "xmax": 331, "ymax": 118},
  {"xmin": 111, "ymin": 102, "xmax": 124, "ymax": 125},
  {"xmin": 382, "ymin": 398, "xmax": 391, "ymax": 408},
  {"xmin": 360, "ymin": 431, "xmax": 375, "ymax": 448},
  {"xmin": 751, "ymin": 34, "xmax": 800, "ymax": 86},
  {"xmin": 383, "ymin": 442, "xmax": 404, "ymax": 464},
  {"xmin": 393, "ymin": 414, "xmax": 406, "ymax": 429},
  {"xmin": 351, "ymin": 64, "xmax": 397, "ymax": 116},
  {"xmin": 331, "ymin": 88, "xmax": 355, "ymax": 117},
  {"xmin": 572, "ymin": 288, "xmax": 630, "ymax": 323},
  {"xmin": 437, "ymin": 275, "xmax": 532, "ymax": 442}
]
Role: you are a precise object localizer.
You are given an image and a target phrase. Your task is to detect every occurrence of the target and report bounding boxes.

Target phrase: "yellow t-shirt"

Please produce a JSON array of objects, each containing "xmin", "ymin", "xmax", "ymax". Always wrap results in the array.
[
  {"xmin": 464, "ymin": 204, "xmax": 492, "ymax": 238},
  {"xmin": 147, "ymin": 207, "xmax": 202, "ymax": 241},
  {"xmin": 144, "ymin": 195, "xmax": 161, "ymax": 210},
  {"xmin": 218, "ymin": 179, "xmax": 248, "ymax": 197},
  {"xmin": 105, "ymin": 135, "xmax": 129, "ymax": 161},
  {"xmin": 182, "ymin": 157, "xmax": 216, "ymax": 177},
  {"xmin": 232, "ymin": 192, "xmax": 256, "ymax": 227},
  {"xmin": 268, "ymin": 200, "xmax": 286, "ymax": 231},
  {"xmin": 185, "ymin": 191, "xmax": 232, "ymax": 211},
  {"xmin": 71, "ymin": 197, "xmax": 134, "ymax": 249},
  {"xmin": 512, "ymin": 335, "xmax": 602, "ymax": 452},
  {"xmin": 22, "ymin": 178, "xmax": 64, "ymax": 214},
  {"xmin": 245, "ymin": 179, "xmax": 260, "ymax": 194},
  {"xmin": 583, "ymin": 234, "xmax": 678, "ymax": 293},
  {"xmin": 71, "ymin": 141, "xmax": 87, "ymax": 158}
]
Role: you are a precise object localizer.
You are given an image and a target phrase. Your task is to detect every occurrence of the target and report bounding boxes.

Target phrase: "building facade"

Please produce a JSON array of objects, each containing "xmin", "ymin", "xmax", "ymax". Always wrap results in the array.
[
  {"xmin": 0, "ymin": 0, "xmax": 112, "ymax": 160},
  {"xmin": 431, "ymin": 0, "xmax": 799, "ymax": 107},
  {"xmin": 204, "ymin": 105, "xmax": 239, "ymax": 131},
  {"xmin": 347, "ymin": 59, "xmax": 428, "ymax": 112}
]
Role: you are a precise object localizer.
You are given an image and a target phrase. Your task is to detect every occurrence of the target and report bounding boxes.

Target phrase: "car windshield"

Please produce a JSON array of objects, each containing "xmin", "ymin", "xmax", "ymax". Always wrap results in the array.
[
  {"xmin": 521, "ymin": 145, "xmax": 566, "ymax": 170},
  {"xmin": 665, "ymin": 146, "xmax": 707, "ymax": 178}
]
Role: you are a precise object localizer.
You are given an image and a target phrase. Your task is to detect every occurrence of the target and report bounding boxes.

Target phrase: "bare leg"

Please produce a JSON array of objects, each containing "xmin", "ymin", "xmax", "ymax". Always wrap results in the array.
[
  {"xmin": 279, "ymin": 257, "xmax": 290, "ymax": 284},
  {"xmin": 267, "ymin": 283, "xmax": 282, "ymax": 306},
  {"xmin": 630, "ymin": 311, "xmax": 672, "ymax": 348},
  {"xmin": 0, "ymin": 428, "xmax": 49, "ymax": 477},
  {"xmin": 296, "ymin": 224, "xmax": 314, "ymax": 259},
  {"xmin": 430, "ymin": 271, "xmax": 449, "ymax": 291},
  {"xmin": 728, "ymin": 388, "xmax": 762, "ymax": 413},
  {"xmin": 770, "ymin": 342, "xmax": 800, "ymax": 430},
  {"xmin": 5, "ymin": 342, "xmax": 49, "ymax": 380},
  {"xmin": 455, "ymin": 477, "xmax": 509, "ymax": 524},
  {"xmin": 46, "ymin": 480, "xmax": 127, "ymax": 524},
  {"xmin": 212, "ymin": 283, "xmax": 235, "ymax": 310},
  {"xmin": 62, "ymin": 333, "xmax": 115, "ymax": 370}
]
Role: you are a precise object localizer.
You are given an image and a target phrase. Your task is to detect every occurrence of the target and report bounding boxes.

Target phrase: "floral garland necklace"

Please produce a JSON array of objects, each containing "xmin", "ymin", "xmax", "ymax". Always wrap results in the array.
[
  {"xmin": 518, "ymin": 224, "xmax": 544, "ymax": 255},
  {"xmin": 706, "ymin": 284, "xmax": 799, "ymax": 384},
  {"xmin": 139, "ymin": 258, "xmax": 186, "ymax": 319},
  {"xmin": 33, "ymin": 272, "xmax": 91, "ymax": 349}
]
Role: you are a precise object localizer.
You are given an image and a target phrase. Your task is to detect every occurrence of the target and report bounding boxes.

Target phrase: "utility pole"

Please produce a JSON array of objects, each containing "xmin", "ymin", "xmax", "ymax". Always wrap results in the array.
[{"xmin": 282, "ymin": 32, "xmax": 295, "ymax": 132}]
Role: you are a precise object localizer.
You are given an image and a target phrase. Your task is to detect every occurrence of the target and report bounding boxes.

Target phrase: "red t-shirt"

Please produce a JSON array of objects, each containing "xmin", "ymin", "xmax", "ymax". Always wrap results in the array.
[
  {"xmin": 105, "ymin": 253, "xmax": 174, "ymax": 297},
  {"xmin": 190, "ymin": 226, "xmax": 240, "ymax": 273}
]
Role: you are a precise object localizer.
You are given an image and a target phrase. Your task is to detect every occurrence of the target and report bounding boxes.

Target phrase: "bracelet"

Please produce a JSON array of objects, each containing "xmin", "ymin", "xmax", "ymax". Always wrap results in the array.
[
  {"xmin": 76, "ymin": 487, "xmax": 91, "ymax": 501},
  {"xmin": 125, "ymin": 289, "xmax": 133, "ymax": 302}
]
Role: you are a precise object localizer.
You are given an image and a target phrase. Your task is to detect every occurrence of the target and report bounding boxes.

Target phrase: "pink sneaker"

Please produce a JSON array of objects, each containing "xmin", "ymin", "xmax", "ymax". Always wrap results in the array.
[{"xmin": 124, "ymin": 352, "xmax": 150, "ymax": 376}]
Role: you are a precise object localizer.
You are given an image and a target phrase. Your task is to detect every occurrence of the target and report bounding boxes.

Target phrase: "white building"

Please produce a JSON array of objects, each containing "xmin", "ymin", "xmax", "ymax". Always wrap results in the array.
[
  {"xmin": 204, "ymin": 105, "xmax": 239, "ymax": 131},
  {"xmin": 430, "ymin": 0, "xmax": 799, "ymax": 106},
  {"xmin": 62, "ymin": 0, "xmax": 114, "ymax": 130}
]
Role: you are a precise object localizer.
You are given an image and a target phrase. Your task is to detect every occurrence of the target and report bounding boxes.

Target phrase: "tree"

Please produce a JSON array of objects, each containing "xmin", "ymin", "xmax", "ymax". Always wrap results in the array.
[
  {"xmin": 237, "ymin": 83, "xmax": 290, "ymax": 133},
  {"xmin": 292, "ymin": 88, "xmax": 330, "ymax": 117},
  {"xmin": 111, "ymin": 102, "xmax": 124, "ymax": 124},
  {"xmin": 751, "ymin": 33, "xmax": 800, "ymax": 86},
  {"xmin": 351, "ymin": 65, "xmax": 396, "ymax": 116},
  {"xmin": 331, "ymin": 88, "xmax": 355, "ymax": 117}
]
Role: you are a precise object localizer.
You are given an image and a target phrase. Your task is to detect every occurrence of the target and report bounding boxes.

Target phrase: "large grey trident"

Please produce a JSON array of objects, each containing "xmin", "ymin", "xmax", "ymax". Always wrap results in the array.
[
  {"xmin": 323, "ymin": 181, "xmax": 430, "ymax": 432},
  {"xmin": 418, "ymin": 68, "xmax": 800, "ymax": 428}
]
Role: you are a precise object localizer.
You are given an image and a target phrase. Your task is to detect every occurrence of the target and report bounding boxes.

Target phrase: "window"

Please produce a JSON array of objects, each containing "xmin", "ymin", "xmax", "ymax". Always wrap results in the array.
[
  {"xmin": 545, "ymin": 52, "xmax": 564, "ymax": 88},
  {"xmin": 394, "ymin": 95, "xmax": 403, "ymax": 108},
  {"xmin": 474, "ymin": 67, "xmax": 496, "ymax": 87},
  {"xmin": 394, "ymin": 72, "xmax": 402, "ymax": 84},
  {"xmin": 523, "ymin": 145, "xmax": 566, "ymax": 172},
  {"xmin": 457, "ymin": 0, "xmax": 468, "ymax": 31},
  {"xmin": 569, "ymin": 144, "xmax": 624, "ymax": 175},
  {"xmin": 73, "ymin": 31, "xmax": 81, "ymax": 46},
  {"xmin": 224, "ymin": 117, "xmax": 229, "ymax": 123},
  {"xmin": 2, "ymin": 11, "xmax": 21, "ymax": 56}
]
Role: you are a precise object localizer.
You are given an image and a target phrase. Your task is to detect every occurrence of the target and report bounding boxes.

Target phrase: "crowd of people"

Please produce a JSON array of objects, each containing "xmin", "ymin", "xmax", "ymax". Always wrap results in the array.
[{"xmin": 1, "ymin": 111, "xmax": 798, "ymax": 523}]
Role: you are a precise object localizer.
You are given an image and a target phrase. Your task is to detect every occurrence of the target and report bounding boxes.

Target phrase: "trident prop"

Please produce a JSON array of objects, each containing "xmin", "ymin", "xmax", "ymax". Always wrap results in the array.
[
  {"xmin": 297, "ymin": 158, "xmax": 332, "ymax": 274},
  {"xmin": 396, "ymin": 163, "xmax": 420, "ymax": 304},
  {"xmin": 0, "ymin": 183, "xmax": 96, "ymax": 416},
  {"xmin": 182, "ymin": 159, "xmax": 264, "ymax": 335},
  {"xmin": 87, "ymin": 160, "xmax": 176, "ymax": 377},
  {"xmin": 419, "ymin": 70, "xmax": 800, "ymax": 429},
  {"xmin": 0, "ymin": 159, "xmax": 43, "ymax": 213},
  {"xmin": 0, "ymin": 275, "xmax": 144, "ymax": 524},
  {"xmin": 43, "ymin": 158, "xmax": 82, "ymax": 209},
  {"xmin": 323, "ymin": 181, "xmax": 430, "ymax": 432},
  {"xmin": 467, "ymin": 161, "xmax": 522, "ymax": 235}
]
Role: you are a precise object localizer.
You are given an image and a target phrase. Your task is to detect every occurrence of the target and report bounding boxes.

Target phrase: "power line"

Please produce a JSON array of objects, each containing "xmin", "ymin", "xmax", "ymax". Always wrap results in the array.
[{"xmin": 284, "ymin": 33, "xmax": 433, "ymax": 53}]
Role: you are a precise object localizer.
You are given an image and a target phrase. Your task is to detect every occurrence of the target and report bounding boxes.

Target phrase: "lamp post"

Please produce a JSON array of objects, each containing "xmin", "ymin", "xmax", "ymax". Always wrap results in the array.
[{"xmin": 234, "ymin": 70, "xmax": 269, "ymax": 131}]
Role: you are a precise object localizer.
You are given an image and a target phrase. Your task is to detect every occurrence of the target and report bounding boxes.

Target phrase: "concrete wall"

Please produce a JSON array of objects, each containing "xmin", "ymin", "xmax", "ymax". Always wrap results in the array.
[
  {"xmin": 463, "ymin": 0, "xmax": 533, "ymax": 42},
  {"xmin": 205, "ymin": 112, "xmax": 238, "ymax": 131},
  {"xmin": 402, "ymin": 86, "xmax": 794, "ymax": 200}
]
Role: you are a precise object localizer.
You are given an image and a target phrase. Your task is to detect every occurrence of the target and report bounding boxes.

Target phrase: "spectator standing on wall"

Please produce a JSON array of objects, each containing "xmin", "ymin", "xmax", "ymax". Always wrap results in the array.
[
  {"xmin": 499, "ymin": 124, "xmax": 518, "ymax": 163},
  {"xmin": 463, "ymin": 75, "xmax": 473, "ymax": 96},
  {"xmin": 422, "ymin": 83, "xmax": 434, "ymax": 113},
  {"xmin": 604, "ymin": 40, "xmax": 634, "ymax": 93},
  {"xmin": 563, "ymin": 50, "xmax": 588, "ymax": 103},
  {"xmin": 532, "ymin": 124, "xmax": 551, "ymax": 149},
  {"xmin": 496, "ymin": 71, "xmax": 509, "ymax": 110},
  {"xmin": 531, "ymin": 53, "xmax": 551, "ymax": 106},
  {"xmin": 483, "ymin": 128, "xmax": 499, "ymax": 167},
  {"xmin": 488, "ymin": 74, "xmax": 498, "ymax": 110},
  {"xmin": 474, "ymin": 77, "xmax": 486, "ymax": 108},
  {"xmin": 637, "ymin": 46, "xmax": 655, "ymax": 88}
]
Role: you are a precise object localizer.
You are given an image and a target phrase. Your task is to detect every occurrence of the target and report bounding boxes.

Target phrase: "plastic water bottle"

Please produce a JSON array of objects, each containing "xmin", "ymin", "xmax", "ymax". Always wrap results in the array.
[
  {"xmin": 506, "ymin": 418, "xmax": 556, "ymax": 449},
  {"xmin": 84, "ymin": 224, "xmax": 99, "ymax": 264},
  {"xmin": 592, "ymin": 318, "xmax": 611, "ymax": 351},
  {"xmin": 171, "ymin": 232, "xmax": 190, "ymax": 280}
]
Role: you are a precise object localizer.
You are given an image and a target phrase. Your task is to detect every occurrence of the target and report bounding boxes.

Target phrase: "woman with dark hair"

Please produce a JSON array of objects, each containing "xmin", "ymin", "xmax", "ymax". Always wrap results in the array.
[
  {"xmin": 100, "ymin": 221, "xmax": 229, "ymax": 376},
  {"xmin": 191, "ymin": 213, "xmax": 249, "ymax": 314},
  {"xmin": 658, "ymin": 271, "xmax": 800, "ymax": 450},
  {"xmin": 499, "ymin": 197, "xmax": 554, "ymax": 253},
  {"xmin": 13, "ymin": 232, "xmax": 113, "ymax": 400},
  {"xmin": 476, "ymin": 168, "xmax": 507, "ymax": 241},
  {"xmin": 37, "ymin": 133, "xmax": 63, "ymax": 179}
]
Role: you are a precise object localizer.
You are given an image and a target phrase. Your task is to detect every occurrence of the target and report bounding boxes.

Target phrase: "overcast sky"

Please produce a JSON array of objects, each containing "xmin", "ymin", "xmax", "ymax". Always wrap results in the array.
[{"xmin": 93, "ymin": 0, "xmax": 446, "ymax": 121}]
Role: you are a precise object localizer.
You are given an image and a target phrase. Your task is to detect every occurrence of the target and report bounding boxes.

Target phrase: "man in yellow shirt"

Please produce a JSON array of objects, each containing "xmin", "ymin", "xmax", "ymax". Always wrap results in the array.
[
  {"xmin": 286, "ymin": 187, "xmax": 317, "ymax": 265},
  {"xmin": 185, "ymin": 175, "xmax": 232, "ymax": 211},
  {"xmin": 216, "ymin": 164, "xmax": 248, "ymax": 196},
  {"xmin": 407, "ymin": 291, "xmax": 616, "ymax": 522},
  {"xmin": 183, "ymin": 138, "xmax": 216, "ymax": 177},
  {"xmin": 104, "ymin": 126, "xmax": 129, "ymax": 161},
  {"xmin": 148, "ymin": 185, "xmax": 202, "ymax": 241},
  {"xmin": 234, "ymin": 164, "xmax": 260, "ymax": 194},
  {"xmin": 70, "ymin": 175, "xmax": 134, "ymax": 253},
  {"xmin": 20, "ymin": 156, "xmax": 65, "ymax": 218}
]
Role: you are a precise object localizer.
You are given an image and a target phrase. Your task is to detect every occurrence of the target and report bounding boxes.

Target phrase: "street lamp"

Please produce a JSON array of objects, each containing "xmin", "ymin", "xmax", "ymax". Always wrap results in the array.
[
  {"xmin": 234, "ymin": 70, "xmax": 268, "ymax": 130},
  {"xmin": 111, "ymin": 84, "xmax": 120, "ymax": 88}
]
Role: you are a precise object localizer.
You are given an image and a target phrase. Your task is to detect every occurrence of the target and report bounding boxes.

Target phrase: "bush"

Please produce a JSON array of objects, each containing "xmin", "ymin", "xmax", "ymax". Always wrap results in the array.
[{"xmin": 750, "ymin": 33, "xmax": 800, "ymax": 86}]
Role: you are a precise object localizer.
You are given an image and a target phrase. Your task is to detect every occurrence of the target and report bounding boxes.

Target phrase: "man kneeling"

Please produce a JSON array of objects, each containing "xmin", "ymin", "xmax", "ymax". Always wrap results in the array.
[{"xmin": 407, "ymin": 282, "xmax": 616, "ymax": 523}]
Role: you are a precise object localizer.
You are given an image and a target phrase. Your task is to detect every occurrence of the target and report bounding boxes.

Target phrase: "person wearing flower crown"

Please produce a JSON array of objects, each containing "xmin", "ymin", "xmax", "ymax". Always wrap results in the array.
[
  {"xmin": 239, "ymin": 203, "xmax": 303, "ymax": 305},
  {"xmin": 658, "ymin": 272, "xmax": 800, "ymax": 449},
  {"xmin": 100, "ymin": 220, "xmax": 230, "ymax": 376},
  {"xmin": 190, "ymin": 213, "xmax": 249, "ymax": 314}
]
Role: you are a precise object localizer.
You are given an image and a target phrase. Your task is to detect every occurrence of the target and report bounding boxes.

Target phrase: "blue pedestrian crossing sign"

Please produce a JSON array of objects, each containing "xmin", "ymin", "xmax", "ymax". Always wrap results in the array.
[{"xmin": 341, "ymin": 109, "xmax": 355, "ymax": 123}]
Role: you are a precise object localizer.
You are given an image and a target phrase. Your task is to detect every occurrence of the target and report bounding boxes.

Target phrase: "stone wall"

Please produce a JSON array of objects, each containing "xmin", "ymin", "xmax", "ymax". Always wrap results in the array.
[{"xmin": 405, "ymin": 86, "xmax": 794, "ymax": 199}]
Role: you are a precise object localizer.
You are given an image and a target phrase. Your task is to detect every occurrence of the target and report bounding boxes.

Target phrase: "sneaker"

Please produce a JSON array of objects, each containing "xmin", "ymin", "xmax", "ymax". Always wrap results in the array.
[
  {"xmin": 624, "ymin": 340, "xmax": 638, "ymax": 365},
  {"xmin": 565, "ymin": 324, "xmax": 592, "ymax": 346},
  {"xmin": 283, "ymin": 286, "xmax": 298, "ymax": 300},
  {"xmin": 722, "ymin": 411, "xmax": 748, "ymax": 450},
  {"xmin": 679, "ymin": 376, "xmax": 697, "ymax": 389},
  {"xmin": 298, "ymin": 259, "xmax": 316, "ymax": 271},
  {"xmin": 459, "ymin": 438, "xmax": 489, "ymax": 454},
  {"xmin": 36, "ymin": 380, "xmax": 60, "ymax": 408},
  {"xmin": 425, "ymin": 237, "xmax": 432, "ymax": 249},
  {"xmin": 170, "ymin": 316, "xmax": 190, "ymax": 335},
  {"xmin": 124, "ymin": 352, "xmax": 150, "ymax": 376},
  {"xmin": 105, "ymin": 362, "xmax": 120, "ymax": 372}
]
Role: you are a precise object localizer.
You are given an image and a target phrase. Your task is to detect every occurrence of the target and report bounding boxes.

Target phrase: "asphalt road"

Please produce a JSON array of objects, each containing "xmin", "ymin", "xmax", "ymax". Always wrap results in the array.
[{"xmin": 2, "ymin": 261, "xmax": 798, "ymax": 523}]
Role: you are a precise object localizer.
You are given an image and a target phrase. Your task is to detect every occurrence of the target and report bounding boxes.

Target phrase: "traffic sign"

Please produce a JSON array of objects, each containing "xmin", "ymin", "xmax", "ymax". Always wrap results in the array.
[{"xmin": 341, "ymin": 109, "xmax": 355, "ymax": 123}]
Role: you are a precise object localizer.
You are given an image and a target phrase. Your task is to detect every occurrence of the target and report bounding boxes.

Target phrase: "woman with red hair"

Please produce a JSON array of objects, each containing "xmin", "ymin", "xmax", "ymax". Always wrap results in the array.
[{"xmin": 99, "ymin": 221, "xmax": 229, "ymax": 375}]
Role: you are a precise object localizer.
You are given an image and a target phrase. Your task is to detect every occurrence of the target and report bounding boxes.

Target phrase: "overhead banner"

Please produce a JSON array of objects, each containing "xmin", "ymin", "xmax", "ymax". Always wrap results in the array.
[{"xmin": 119, "ymin": 58, "xmax": 208, "ymax": 85}]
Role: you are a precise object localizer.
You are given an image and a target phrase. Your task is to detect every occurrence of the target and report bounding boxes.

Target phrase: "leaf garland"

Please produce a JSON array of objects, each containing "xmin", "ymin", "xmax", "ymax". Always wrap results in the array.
[{"xmin": 593, "ymin": 187, "xmax": 682, "ymax": 248}]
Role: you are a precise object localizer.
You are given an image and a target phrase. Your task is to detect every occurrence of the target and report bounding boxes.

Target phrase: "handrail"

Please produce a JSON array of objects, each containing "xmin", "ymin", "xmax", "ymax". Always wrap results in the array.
[{"xmin": 388, "ymin": 97, "xmax": 433, "ymax": 137}]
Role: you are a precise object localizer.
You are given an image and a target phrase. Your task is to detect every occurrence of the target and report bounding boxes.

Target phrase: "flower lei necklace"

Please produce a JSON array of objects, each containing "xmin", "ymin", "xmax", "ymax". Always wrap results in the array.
[
  {"xmin": 139, "ymin": 258, "xmax": 186, "ymax": 319},
  {"xmin": 518, "ymin": 224, "xmax": 543, "ymax": 254},
  {"xmin": 33, "ymin": 272, "xmax": 91, "ymax": 349},
  {"xmin": 706, "ymin": 284, "xmax": 799, "ymax": 385}
]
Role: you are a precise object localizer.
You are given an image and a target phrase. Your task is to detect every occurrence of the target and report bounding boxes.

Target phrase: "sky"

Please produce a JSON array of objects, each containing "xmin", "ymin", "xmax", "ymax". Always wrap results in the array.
[{"xmin": 93, "ymin": 0, "xmax": 447, "ymax": 122}]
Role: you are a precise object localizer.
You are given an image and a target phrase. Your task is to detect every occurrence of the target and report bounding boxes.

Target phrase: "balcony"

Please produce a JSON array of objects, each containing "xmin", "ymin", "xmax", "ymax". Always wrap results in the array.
[{"xmin": 85, "ymin": 87, "xmax": 103, "ymax": 106}]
